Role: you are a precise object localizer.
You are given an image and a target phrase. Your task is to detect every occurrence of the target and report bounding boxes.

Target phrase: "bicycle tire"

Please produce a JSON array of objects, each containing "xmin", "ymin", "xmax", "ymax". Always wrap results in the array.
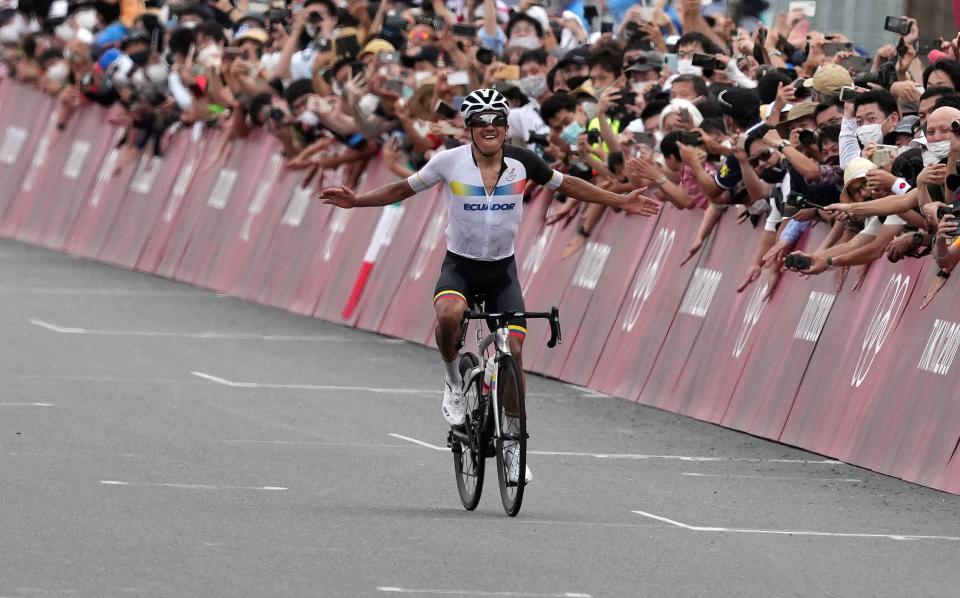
[
  {"xmin": 453, "ymin": 352, "xmax": 485, "ymax": 510},
  {"xmin": 494, "ymin": 354, "xmax": 526, "ymax": 517}
]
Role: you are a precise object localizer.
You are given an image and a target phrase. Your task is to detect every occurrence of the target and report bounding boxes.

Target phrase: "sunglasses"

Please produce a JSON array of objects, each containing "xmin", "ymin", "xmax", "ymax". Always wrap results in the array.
[
  {"xmin": 748, "ymin": 148, "xmax": 774, "ymax": 167},
  {"xmin": 466, "ymin": 113, "xmax": 507, "ymax": 128},
  {"xmin": 408, "ymin": 30, "xmax": 434, "ymax": 41}
]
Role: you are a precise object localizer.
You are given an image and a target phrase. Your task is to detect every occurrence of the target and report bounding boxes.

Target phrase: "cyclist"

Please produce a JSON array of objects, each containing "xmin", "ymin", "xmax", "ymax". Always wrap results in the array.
[{"xmin": 319, "ymin": 88, "xmax": 660, "ymax": 483}]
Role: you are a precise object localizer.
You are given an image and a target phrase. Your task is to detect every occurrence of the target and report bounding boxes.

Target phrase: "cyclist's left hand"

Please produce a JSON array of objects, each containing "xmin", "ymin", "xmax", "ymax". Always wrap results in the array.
[
  {"xmin": 621, "ymin": 188, "xmax": 661, "ymax": 217},
  {"xmin": 319, "ymin": 185, "xmax": 358, "ymax": 208}
]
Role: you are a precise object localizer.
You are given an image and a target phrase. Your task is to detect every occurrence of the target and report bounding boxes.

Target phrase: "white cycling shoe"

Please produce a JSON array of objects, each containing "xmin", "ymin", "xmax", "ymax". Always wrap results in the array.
[
  {"xmin": 442, "ymin": 382, "xmax": 466, "ymax": 426},
  {"xmin": 505, "ymin": 446, "xmax": 533, "ymax": 485}
]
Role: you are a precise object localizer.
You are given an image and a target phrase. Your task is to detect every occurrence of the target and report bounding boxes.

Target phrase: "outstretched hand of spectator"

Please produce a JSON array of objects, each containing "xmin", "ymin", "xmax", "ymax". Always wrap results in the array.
[
  {"xmin": 736, "ymin": 264, "xmax": 761, "ymax": 293},
  {"xmin": 620, "ymin": 187, "xmax": 661, "ymax": 217},
  {"xmin": 786, "ymin": 250, "xmax": 829, "ymax": 275},
  {"xmin": 921, "ymin": 270, "xmax": 950, "ymax": 309}
]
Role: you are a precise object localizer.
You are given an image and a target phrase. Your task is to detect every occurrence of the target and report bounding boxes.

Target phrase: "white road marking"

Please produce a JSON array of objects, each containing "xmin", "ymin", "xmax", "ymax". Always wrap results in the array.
[
  {"xmin": 100, "ymin": 480, "xmax": 287, "ymax": 491},
  {"xmin": 211, "ymin": 439, "xmax": 409, "ymax": 450},
  {"xmin": 631, "ymin": 510, "xmax": 960, "ymax": 542},
  {"xmin": 377, "ymin": 588, "xmax": 591, "ymax": 597},
  {"xmin": 681, "ymin": 472, "xmax": 862, "ymax": 482},
  {"xmin": 191, "ymin": 371, "xmax": 442, "ymax": 394},
  {"xmin": 30, "ymin": 319, "xmax": 351, "ymax": 341},
  {"xmin": 0, "ymin": 402, "xmax": 53, "ymax": 407},
  {"xmin": 388, "ymin": 433, "xmax": 446, "ymax": 451},
  {"xmin": 564, "ymin": 383, "xmax": 609, "ymax": 398}
]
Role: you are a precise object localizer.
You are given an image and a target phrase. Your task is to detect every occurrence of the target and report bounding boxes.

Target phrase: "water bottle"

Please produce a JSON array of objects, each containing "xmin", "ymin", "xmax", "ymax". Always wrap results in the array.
[{"xmin": 481, "ymin": 357, "xmax": 496, "ymax": 396}]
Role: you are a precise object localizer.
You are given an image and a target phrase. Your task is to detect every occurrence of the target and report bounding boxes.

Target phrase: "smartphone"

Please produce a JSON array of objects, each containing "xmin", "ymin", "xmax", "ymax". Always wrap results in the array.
[
  {"xmin": 587, "ymin": 130, "xmax": 600, "ymax": 145},
  {"xmin": 494, "ymin": 64, "xmax": 520, "ymax": 80},
  {"xmin": 839, "ymin": 85, "xmax": 860, "ymax": 102},
  {"xmin": 873, "ymin": 144, "xmax": 898, "ymax": 167},
  {"xmin": 379, "ymin": 51, "xmax": 403, "ymax": 68},
  {"xmin": 446, "ymin": 70, "xmax": 470, "ymax": 86},
  {"xmin": 223, "ymin": 47, "xmax": 246, "ymax": 60},
  {"xmin": 633, "ymin": 131, "xmax": 656, "ymax": 148},
  {"xmin": 336, "ymin": 35, "xmax": 360, "ymax": 59},
  {"xmin": 678, "ymin": 131, "xmax": 702, "ymax": 146},
  {"xmin": 384, "ymin": 78, "xmax": 405, "ymax": 95},
  {"xmin": 663, "ymin": 53, "xmax": 678, "ymax": 71},
  {"xmin": 691, "ymin": 53, "xmax": 722, "ymax": 70},
  {"xmin": 788, "ymin": 0, "xmax": 816, "ymax": 17},
  {"xmin": 841, "ymin": 55, "xmax": 872, "ymax": 73},
  {"xmin": 917, "ymin": 38, "xmax": 942, "ymax": 56},
  {"xmin": 824, "ymin": 42, "xmax": 853, "ymax": 56},
  {"xmin": 435, "ymin": 99, "xmax": 457, "ymax": 119},
  {"xmin": 316, "ymin": 37, "xmax": 332, "ymax": 52},
  {"xmin": 267, "ymin": 8, "xmax": 291, "ymax": 22},
  {"xmin": 791, "ymin": 78, "xmax": 810, "ymax": 100},
  {"xmin": 884, "ymin": 16, "xmax": 911, "ymax": 36},
  {"xmin": 600, "ymin": 19, "xmax": 614, "ymax": 34},
  {"xmin": 785, "ymin": 254, "xmax": 812, "ymax": 270},
  {"xmin": 383, "ymin": 14, "xmax": 408, "ymax": 32},
  {"xmin": 476, "ymin": 48, "xmax": 495, "ymax": 65},
  {"xmin": 451, "ymin": 23, "xmax": 477, "ymax": 37}
]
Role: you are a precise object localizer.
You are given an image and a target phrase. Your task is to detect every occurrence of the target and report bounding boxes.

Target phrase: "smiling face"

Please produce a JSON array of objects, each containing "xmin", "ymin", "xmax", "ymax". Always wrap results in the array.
[{"xmin": 466, "ymin": 112, "xmax": 508, "ymax": 155}]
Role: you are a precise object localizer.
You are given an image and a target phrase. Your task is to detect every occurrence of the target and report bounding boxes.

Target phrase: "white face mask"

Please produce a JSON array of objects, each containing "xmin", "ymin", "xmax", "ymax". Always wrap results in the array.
[
  {"xmin": 926, "ymin": 139, "xmax": 951, "ymax": 160},
  {"xmin": 45, "ymin": 61, "xmax": 69, "ymax": 82},
  {"xmin": 74, "ymin": 9, "xmax": 98, "ymax": 31},
  {"xmin": 54, "ymin": 22, "xmax": 76, "ymax": 41},
  {"xmin": 856, "ymin": 123, "xmax": 883, "ymax": 146},
  {"xmin": 517, "ymin": 75, "xmax": 547, "ymax": 100},
  {"xmin": 0, "ymin": 13, "xmax": 26, "ymax": 43},
  {"xmin": 298, "ymin": 111, "xmax": 320, "ymax": 128},
  {"xmin": 582, "ymin": 101, "xmax": 598, "ymax": 121},
  {"xmin": 509, "ymin": 35, "xmax": 540, "ymax": 50},
  {"xmin": 198, "ymin": 44, "xmax": 221, "ymax": 64},
  {"xmin": 677, "ymin": 59, "xmax": 702, "ymax": 77},
  {"xmin": 146, "ymin": 63, "xmax": 168, "ymax": 83}
]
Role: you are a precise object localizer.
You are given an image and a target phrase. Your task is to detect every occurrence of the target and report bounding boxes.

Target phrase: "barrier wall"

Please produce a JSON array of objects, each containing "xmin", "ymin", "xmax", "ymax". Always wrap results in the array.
[{"xmin": 4, "ymin": 83, "xmax": 960, "ymax": 495}]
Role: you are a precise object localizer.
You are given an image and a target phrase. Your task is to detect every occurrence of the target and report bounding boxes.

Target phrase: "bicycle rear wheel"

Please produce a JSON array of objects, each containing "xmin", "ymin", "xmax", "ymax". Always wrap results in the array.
[
  {"xmin": 453, "ymin": 352, "xmax": 485, "ymax": 510},
  {"xmin": 494, "ymin": 354, "xmax": 526, "ymax": 517}
]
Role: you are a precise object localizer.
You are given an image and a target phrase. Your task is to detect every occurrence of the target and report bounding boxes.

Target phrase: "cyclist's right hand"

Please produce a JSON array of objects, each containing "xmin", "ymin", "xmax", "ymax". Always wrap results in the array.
[{"xmin": 319, "ymin": 185, "xmax": 358, "ymax": 208}]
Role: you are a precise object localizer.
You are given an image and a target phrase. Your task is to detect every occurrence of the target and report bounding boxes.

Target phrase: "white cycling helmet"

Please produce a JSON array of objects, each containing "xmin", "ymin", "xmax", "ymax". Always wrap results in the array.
[{"xmin": 460, "ymin": 88, "xmax": 510, "ymax": 122}]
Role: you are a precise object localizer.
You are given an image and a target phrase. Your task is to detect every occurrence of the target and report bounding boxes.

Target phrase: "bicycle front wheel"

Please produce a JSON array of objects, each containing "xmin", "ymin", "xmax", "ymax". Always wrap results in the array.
[
  {"xmin": 494, "ymin": 354, "xmax": 526, "ymax": 517},
  {"xmin": 453, "ymin": 352, "xmax": 485, "ymax": 510}
]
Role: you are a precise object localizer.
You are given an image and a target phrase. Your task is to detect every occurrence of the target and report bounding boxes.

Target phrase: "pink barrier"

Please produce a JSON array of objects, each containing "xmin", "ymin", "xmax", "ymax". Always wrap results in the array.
[
  {"xmin": 5, "ymin": 81, "xmax": 960, "ymax": 495},
  {"xmin": 96, "ymin": 131, "xmax": 196, "ymax": 268}
]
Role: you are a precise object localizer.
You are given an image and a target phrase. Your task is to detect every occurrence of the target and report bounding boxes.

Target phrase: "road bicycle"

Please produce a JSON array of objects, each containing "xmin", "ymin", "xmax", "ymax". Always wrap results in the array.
[{"xmin": 447, "ymin": 303, "xmax": 561, "ymax": 517}]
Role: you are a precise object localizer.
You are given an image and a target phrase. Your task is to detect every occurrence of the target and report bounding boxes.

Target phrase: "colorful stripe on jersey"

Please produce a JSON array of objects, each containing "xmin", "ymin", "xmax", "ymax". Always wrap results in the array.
[
  {"xmin": 434, "ymin": 289, "xmax": 467, "ymax": 304},
  {"xmin": 450, "ymin": 179, "xmax": 527, "ymax": 197},
  {"xmin": 508, "ymin": 325, "xmax": 527, "ymax": 339}
]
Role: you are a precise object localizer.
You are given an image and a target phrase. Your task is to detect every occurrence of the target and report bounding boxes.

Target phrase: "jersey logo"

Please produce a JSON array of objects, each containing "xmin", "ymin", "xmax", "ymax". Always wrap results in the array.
[
  {"xmin": 505, "ymin": 168, "xmax": 517, "ymax": 181},
  {"xmin": 464, "ymin": 203, "xmax": 516, "ymax": 211},
  {"xmin": 451, "ymin": 180, "xmax": 526, "ymax": 197}
]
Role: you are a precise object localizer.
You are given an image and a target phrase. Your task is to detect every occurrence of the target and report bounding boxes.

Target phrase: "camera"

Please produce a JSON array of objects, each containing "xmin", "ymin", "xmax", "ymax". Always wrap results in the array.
[
  {"xmin": 435, "ymin": 100, "xmax": 457, "ymax": 120},
  {"xmin": 476, "ymin": 48, "xmax": 495, "ymax": 65},
  {"xmin": 528, "ymin": 131, "xmax": 549, "ymax": 147},
  {"xmin": 587, "ymin": 130, "xmax": 600, "ymax": 145},
  {"xmin": 268, "ymin": 107, "xmax": 285, "ymax": 122},
  {"xmin": 937, "ymin": 205, "xmax": 956, "ymax": 221},
  {"xmin": 884, "ymin": 16, "xmax": 911, "ymax": 36},
  {"xmin": 797, "ymin": 129, "xmax": 817, "ymax": 147},
  {"xmin": 791, "ymin": 78, "xmax": 810, "ymax": 100},
  {"xmin": 838, "ymin": 85, "xmax": 860, "ymax": 103},
  {"xmin": 451, "ymin": 23, "xmax": 477, "ymax": 37},
  {"xmin": 677, "ymin": 131, "xmax": 702, "ymax": 146},
  {"xmin": 951, "ymin": 120, "xmax": 960, "ymax": 134},
  {"xmin": 308, "ymin": 11, "xmax": 323, "ymax": 23}
]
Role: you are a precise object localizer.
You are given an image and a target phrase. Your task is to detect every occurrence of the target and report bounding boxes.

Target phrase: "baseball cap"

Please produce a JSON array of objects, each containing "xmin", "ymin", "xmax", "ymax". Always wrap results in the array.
[
  {"xmin": 803, "ymin": 63, "xmax": 853, "ymax": 96},
  {"xmin": 716, "ymin": 87, "xmax": 761, "ymax": 121},
  {"xmin": 784, "ymin": 101, "xmax": 818, "ymax": 123},
  {"xmin": 359, "ymin": 38, "xmax": 395, "ymax": 59},
  {"xmin": 844, "ymin": 158, "xmax": 876, "ymax": 191},
  {"xmin": 236, "ymin": 27, "xmax": 269, "ymax": 45},
  {"xmin": 625, "ymin": 51, "xmax": 666, "ymax": 73},
  {"xmin": 556, "ymin": 46, "xmax": 591, "ymax": 71},
  {"xmin": 887, "ymin": 114, "xmax": 919, "ymax": 139}
]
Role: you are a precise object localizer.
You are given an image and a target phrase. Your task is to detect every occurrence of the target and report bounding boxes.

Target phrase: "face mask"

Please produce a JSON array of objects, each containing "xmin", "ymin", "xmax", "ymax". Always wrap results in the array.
[
  {"xmin": 677, "ymin": 59, "xmax": 702, "ymax": 77},
  {"xmin": 129, "ymin": 50, "xmax": 149, "ymax": 66},
  {"xmin": 560, "ymin": 120, "xmax": 585, "ymax": 148},
  {"xmin": 926, "ymin": 140, "xmax": 951, "ymax": 160},
  {"xmin": 760, "ymin": 160, "xmax": 787, "ymax": 184},
  {"xmin": 582, "ymin": 101, "xmax": 598, "ymax": 121},
  {"xmin": 54, "ymin": 22, "xmax": 76, "ymax": 40},
  {"xmin": 0, "ymin": 13, "xmax": 25, "ymax": 43},
  {"xmin": 631, "ymin": 80, "xmax": 647, "ymax": 95},
  {"xmin": 856, "ymin": 123, "xmax": 883, "ymax": 146},
  {"xmin": 298, "ymin": 111, "xmax": 320, "ymax": 129},
  {"xmin": 45, "ymin": 61, "xmax": 69, "ymax": 83},
  {"xmin": 198, "ymin": 44, "xmax": 221, "ymax": 64},
  {"xmin": 75, "ymin": 10, "xmax": 98, "ymax": 31},
  {"xmin": 146, "ymin": 63, "xmax": 168, "ymax": 83},
  {"xmin": 653, "ymin": 130, "xmax": 664, "ymax": 145},
  {"xmin": 181, "ymin": 20, "xmax": 198, "ymax": 29},
  {"xmin": 509, "ymin": 35, "xmax": 540, "ymax": 50},
  {"xmin": 517, "ymin": 75, "xmax": 547, "ymax": 100}
]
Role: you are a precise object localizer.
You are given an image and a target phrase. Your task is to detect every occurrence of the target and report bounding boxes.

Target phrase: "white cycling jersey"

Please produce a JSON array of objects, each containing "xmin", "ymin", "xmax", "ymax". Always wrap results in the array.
[{"xmin": 407, "ymin": 144, "xmax": 564, "ymax": 261}]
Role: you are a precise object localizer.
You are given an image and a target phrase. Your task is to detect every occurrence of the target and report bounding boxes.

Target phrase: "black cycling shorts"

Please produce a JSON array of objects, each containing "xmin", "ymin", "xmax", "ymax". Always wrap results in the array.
[{"xmin": 434, "ymin": 251, "xmax": 527, "ymax": 339}]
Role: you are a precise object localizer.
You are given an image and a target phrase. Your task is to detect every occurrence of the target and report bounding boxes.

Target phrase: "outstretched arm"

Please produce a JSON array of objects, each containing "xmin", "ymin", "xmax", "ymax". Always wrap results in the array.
[
  {"xmin": 557, "ymin": 176, "xmax": 661, "ymax": 217},
  {"xmin": 319, "ymin": 179, "xmax": 417, "ymax": 208}
]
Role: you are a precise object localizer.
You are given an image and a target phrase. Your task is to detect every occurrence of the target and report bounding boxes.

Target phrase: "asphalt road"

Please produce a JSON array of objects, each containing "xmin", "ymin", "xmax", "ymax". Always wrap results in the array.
[{"xmin": 1, "ymin": 238, "xmax": 959, "ymax": 598}]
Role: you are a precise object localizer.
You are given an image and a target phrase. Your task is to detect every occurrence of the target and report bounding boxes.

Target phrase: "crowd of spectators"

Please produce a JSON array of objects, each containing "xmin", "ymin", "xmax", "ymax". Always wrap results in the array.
[{"xmin": 3, "ymin": 0, "xmax": 960, "ymax": 304}]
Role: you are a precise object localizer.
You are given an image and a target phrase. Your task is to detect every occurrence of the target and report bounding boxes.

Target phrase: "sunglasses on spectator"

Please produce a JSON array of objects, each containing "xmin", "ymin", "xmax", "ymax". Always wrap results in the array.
[
  {"xmin": 748, "ymin": 148, "xmax": 774, "ymax": 167},
  {"xmin": 466, "ymin": 113, "xmax": 508, "ymax": 128},
  {"xmin": 408, "ymin": 30, "xmax": 433, "ymax": 41}
]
